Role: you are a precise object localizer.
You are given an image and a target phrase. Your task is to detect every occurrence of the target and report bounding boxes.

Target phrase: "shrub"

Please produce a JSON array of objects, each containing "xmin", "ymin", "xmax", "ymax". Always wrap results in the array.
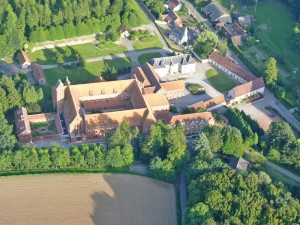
[{"xmin": 187, "ymin": 83, "xmax": 205, "ymax": 95}]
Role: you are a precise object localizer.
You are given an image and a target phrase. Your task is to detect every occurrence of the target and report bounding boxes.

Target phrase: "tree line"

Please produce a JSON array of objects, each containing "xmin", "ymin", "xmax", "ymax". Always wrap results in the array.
[
  {"xmin": 184, "ymin": 133, "xmax": 300, "ymax": 225},
  {"xmin": 0, "ymin": 120, "xmax": 188, "ymax": 183},
  {"xmin": 0, "ymin": 0, "xmax": 147, "ymax": 57}
]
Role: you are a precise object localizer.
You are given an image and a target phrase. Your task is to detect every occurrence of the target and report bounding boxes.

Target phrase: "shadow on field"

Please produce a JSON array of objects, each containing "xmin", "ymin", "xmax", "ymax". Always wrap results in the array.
[{"xmin": 89, "ymin": 174, "xmax": 176, "ymax": 225}]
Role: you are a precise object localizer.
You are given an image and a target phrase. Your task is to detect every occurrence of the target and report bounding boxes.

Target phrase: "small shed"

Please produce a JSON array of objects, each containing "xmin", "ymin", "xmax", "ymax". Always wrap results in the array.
[
  {"xmin": 32, "ymin": 64, "xmax": 46, "ymax": 85},
  {"xmin": 18, "ymin": 50, "xmax": 31, "ymax": 69},
  {"xmin": 229, "ymin": 157, "xmax": 249, "ymax": 172}
]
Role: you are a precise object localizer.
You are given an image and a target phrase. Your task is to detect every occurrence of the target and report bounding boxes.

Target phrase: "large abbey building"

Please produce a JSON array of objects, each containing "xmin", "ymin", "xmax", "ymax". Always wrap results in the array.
[{"xmin": 15, "ymin": 63, "xmax": 215, "ymax": 143}]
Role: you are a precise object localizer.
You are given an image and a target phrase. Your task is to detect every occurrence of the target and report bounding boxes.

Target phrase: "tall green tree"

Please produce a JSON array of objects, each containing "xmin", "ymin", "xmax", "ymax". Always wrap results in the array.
[
  {"xmin": 264, "ymin": 57, "xmax": 278, "ymax": 86},
  {"xmin": 0, "ymin": 115, "xmax": 16, "ymax": 151}
]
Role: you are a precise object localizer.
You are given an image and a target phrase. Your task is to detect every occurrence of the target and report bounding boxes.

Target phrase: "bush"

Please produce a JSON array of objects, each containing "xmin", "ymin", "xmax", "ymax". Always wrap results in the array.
[
  {"xmin": 187, "ymin": 83, "xmax": 205, "ymax": 95},
  {"xmin": 140, "ymin": 35, "xmax": 155, "ymax": 42}
]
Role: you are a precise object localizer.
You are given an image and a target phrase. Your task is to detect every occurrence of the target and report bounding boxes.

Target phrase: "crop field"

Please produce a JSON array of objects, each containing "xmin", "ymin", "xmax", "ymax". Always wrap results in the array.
[{"xmin": 0, "ymin": 174, "xmax": 177, "ymax": 225}]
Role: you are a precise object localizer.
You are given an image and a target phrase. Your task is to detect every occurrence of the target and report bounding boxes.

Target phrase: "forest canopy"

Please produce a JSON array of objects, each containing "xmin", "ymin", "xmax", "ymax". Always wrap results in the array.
[{"xmin": 0, "ymin": 0, "xmax": 148, "ymax": 57}]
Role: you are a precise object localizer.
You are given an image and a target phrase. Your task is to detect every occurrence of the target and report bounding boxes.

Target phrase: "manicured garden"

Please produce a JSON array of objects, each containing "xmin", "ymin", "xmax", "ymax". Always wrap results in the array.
[
  {"xmin": 43, "ymin": 57, "xmax": 132, "ymax": 86},
  {"xmin": 186, "ymin": 83, "xmax": 205, "ymax": 95},
  {"xmin": 205, "ymin": 69, "xmax": 236, "ymax": 92},
  {"xmin": 28, "ymin": 43, "xmax": 128, "ymax": 65},
  {"xmin": 137, "ymin": 52, "xmax": 161, "ymax": 64},
  {"xmin": 30, "ymin": 121, "xmax": 56, "ymax": 137},
  {"xmin": 133, "ymin": 35, "xmax": 164, "ymax": 50}
]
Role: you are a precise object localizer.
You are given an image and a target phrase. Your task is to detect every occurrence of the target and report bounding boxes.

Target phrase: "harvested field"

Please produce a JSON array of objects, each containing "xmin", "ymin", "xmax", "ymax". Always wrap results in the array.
[{"xmin": 0, "ymin": 174, "xmax": 177, "ymax": 225}]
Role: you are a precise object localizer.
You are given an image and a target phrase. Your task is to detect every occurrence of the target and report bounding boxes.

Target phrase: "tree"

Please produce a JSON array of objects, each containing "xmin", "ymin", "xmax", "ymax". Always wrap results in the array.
[
  {"xmin": 0, "ymin": 115, "xmax": 16, "ymax": 151},
  {"xmin": 267, "ymin": 121, "xmax": 296, "ymax": 150},
  {"xmin": 64, "ymin": 48, "xmax": 72, "ymax": 58},
  {"xmin": 193, "ymin": 132, "xmax": 212, "ymax": 159},
  {"xmin": 56, "ymin": 52, "xmax": 64, "ymax": 64},
  {"xmin": 203, "ymin": 126, "xmax": 223, "ymax": 152},
  {"xmin": 221, "ymin": 126, "xmax": 244, "ymax": 157},
  {"xmin": 86, "ymin": 150, "xmax": 96, "ymax": 168},
  {"xmin": 218, "ymin": 38, "xmax": 227, "ymax": 56},
  {"xmin": 149, "ymin": 157, "xmax": 176, "ymax": 182},
  {"xmin": 106, "ymin": 147, "xmax": 124, "ymax": 168},
  {"xmin": 246, "ymin": 151, "xmax": 266, "ymax": 165},
  {"xmin": 264, "ymin": 57, "xmax": 278, "ymax": 86},
  {"xmin": 291, "ymin": 23, "xmax": 300, "ymax": 52},
  {"xmin": 38, "ymin": 149, "xmax": 51, "ymax": 169}
]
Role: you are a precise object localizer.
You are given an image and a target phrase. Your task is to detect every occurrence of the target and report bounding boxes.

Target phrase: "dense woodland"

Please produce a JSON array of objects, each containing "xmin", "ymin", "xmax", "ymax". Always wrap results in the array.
[
  {"xmin": 183, "ymin": 132, "xmax": 300, "ymax": 225},
  {"xmin": 0, "ymin": 0, "xmax": 147, "ymax": 57}
]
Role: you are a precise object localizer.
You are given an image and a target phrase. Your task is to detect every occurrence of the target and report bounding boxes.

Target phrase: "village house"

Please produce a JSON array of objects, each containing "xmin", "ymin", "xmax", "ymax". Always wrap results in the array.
[
  {"xmin": 168, "ymin": 0, "xmax": 182, "ymax": 11},
  {"xmin": 164, "ymin": 10, "xmax": 183, "ymax": 27},
  {"xmin": 238, "ymin": 15, "xmax": 252, "ymax": 27},
  {"xmin": 209, "ymin": 51, "xmax": 257, "ymax": 84},
  {"xmin": 228, "ymin": 77, "xmax": 265, "ymax": 103},
  {"xmin": 209, "ymin": 51, "xmax": 265, "ymax": 103},
  {"xmin": 190, "ymin": 95, "xmax": 226, "ymax": 111},
  {"xmin": 202, "ymin": 1, "xmax": 232, "ymax": 24},
  {"xmin": 167, "ymin": 112, "xmax": 215, "ymax": 136},
  {"xmin": 169, "ymin": 27, "xmax": 188, "ymax": 45},
  {"xmin": 149, "ymin": 54, "xmax": 196, "ymax": 77},
  {"xmin": 17, "ymin": 50, "xmax": 31, "ymax": 69},
  {"xmin": 32, "ymin": 64, "xmax": 46, "ymax": 85},
  {"xmin": 219, "ymin": 22, "xmax": 248, "ymax": 45}
]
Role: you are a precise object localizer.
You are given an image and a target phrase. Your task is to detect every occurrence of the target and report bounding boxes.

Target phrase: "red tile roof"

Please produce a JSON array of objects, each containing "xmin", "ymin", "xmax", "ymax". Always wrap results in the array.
[
  {"xmin": 17, "ymin": 50, "xmax": 31, "ymax": 64},
  {"xmin": 32, "ymin": 64, "xmax": 46, "ymax": 81},
  {"xmin": 190, "ymin": 95, "xmax": 226, "ymax": 110},
  {"xmin": 14, "ymin": 107, "xmax": 31, "ymax": 135},
  {"xmin": 167, "ymin": 112, "xmax": 215, "ymax": 125},
  {"xmin": 232, "ymin": 77, "xmax": 265, "ymax": 97},
  {"xmin": 209, "ymin": 52, "xmax": 257, "ymax": 82},
  {"xmin": 169, "ymin": 0, "xmax": 181, "ymax": 8}
]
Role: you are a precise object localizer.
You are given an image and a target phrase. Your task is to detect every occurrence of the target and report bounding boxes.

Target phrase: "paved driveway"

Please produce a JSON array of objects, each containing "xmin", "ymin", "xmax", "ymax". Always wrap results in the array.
[{"xmin": 236, "ymin": 99, "xmax": 283, "ymax": 131}]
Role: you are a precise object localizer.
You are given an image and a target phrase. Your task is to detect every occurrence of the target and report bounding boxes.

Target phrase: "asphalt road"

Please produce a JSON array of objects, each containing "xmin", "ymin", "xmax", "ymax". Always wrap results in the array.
[{"xmin": 265, "ymin": 161, "xmax": 300, "ymax": 184}]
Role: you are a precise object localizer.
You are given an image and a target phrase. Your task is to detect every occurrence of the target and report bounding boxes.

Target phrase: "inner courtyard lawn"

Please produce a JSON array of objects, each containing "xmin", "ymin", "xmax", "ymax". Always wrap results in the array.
[
  {"xmin": 28, "ymin": 43, "xmax": 127, "ymax": 65},
  {"xmin": 205, "ymin": 69, "xmax": 236, "ymax": 93}
]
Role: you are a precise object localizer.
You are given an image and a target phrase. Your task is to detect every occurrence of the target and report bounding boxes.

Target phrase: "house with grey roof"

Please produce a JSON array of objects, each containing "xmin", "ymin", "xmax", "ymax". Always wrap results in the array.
[
  {"xmin": 238, "ymin": 15, "xmax": 251, "ymax": 27},
  {"xmin": 202, "ymin": 1, "xmax": 232, "ymax": 24},
  {"xmin": 149, "ymin": 54, "xmax": 196, "ymax": 77},
  {"xmin": 169, "ymin": 27, "xmax": 188, "ymax": 45},
  {"xmin": 229, "ymin": 157, "xmax": 249, "ymax": 172},
  {"xmin": 220, "ymin": 22, "xmax": 248, "ymax": 45}
]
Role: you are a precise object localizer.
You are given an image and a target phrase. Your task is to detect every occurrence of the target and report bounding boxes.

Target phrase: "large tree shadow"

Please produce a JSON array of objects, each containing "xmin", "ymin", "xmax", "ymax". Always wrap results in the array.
[{"xmin": 90, "ymin": 174, "xmax": 177, "ymax": 225}]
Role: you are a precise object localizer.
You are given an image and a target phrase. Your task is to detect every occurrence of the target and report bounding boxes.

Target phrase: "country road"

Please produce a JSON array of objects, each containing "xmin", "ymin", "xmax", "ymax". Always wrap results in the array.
[{"xmin": 265, "ymin": 161, "xmax": 300, "ymax": 184}]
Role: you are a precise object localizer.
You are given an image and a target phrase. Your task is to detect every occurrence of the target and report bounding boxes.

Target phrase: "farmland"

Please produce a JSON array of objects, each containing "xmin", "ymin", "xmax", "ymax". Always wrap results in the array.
[{"xmin": 0, "ymin": 174, "xmax": 177, "ymax": 225}]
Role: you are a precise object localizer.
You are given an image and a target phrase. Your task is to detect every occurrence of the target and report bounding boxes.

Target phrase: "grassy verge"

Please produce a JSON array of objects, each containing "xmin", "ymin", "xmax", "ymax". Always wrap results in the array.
[
  {"xmin": 137, "ymin": 52, "xmax": 161, "ymax": 64},
  {"xmin": 205, "ymin": 69, "xmax": 236, "ymax": 92},
  {"xmin": 133, "ymin": 35, "xmax": 164, "ymax": 50},
  {"xmin": 28, "ymin": 43, "xmax": 127, "ymax": 65}
]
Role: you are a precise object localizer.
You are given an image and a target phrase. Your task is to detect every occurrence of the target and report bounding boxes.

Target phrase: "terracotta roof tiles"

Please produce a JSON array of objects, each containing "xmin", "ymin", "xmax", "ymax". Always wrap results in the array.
[
  {"xmin": 232, "ymin": 77, "xmax": 265, "ymax": 97},
  {"xmin": 209, "ymin": 52, "xmax": 257, "ymax": 82}
]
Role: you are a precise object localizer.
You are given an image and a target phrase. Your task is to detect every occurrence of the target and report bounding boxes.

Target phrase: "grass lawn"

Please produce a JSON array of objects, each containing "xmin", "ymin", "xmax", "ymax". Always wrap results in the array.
[
  {"xmin": 44, "ymin": 57, "xmax": 132, "ymax": 86},
  {"xmin": 205, "ymin": 69, "xmax": 236, "ymax": 92},
  {"xmin": 235, "ymin": 0, "xmax": 299, "ymax": 107},
  {"xmin": 28, "ymin": 43, "xmax": 127, "ymax": 65},
  {"xmin": 137, "ymin": 52, "xmax": 161, "ymax": 64},
  {"xmin": 133, "ymin": 35, "xmax": 164, "ymax": 51}
]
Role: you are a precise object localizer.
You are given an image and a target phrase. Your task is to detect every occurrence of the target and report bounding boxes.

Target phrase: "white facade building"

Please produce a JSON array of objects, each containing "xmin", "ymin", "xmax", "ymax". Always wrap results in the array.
[{"xmin": 149, "ymin": 54, "xmax": 196, "ymax": 77}]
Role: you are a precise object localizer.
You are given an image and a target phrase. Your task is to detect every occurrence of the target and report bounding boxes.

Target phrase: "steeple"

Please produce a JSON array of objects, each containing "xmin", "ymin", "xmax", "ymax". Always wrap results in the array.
[
  {"xmin": 64, "ymin": 77, "xmax": 71, "ymax": 86},
  {"xmin": 182, "ymin": 26, "xmax": 188, "ymax": 43},
  {"xmin": 55, "ymin": 79, "xmax": 64, "ymax": 88}
]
